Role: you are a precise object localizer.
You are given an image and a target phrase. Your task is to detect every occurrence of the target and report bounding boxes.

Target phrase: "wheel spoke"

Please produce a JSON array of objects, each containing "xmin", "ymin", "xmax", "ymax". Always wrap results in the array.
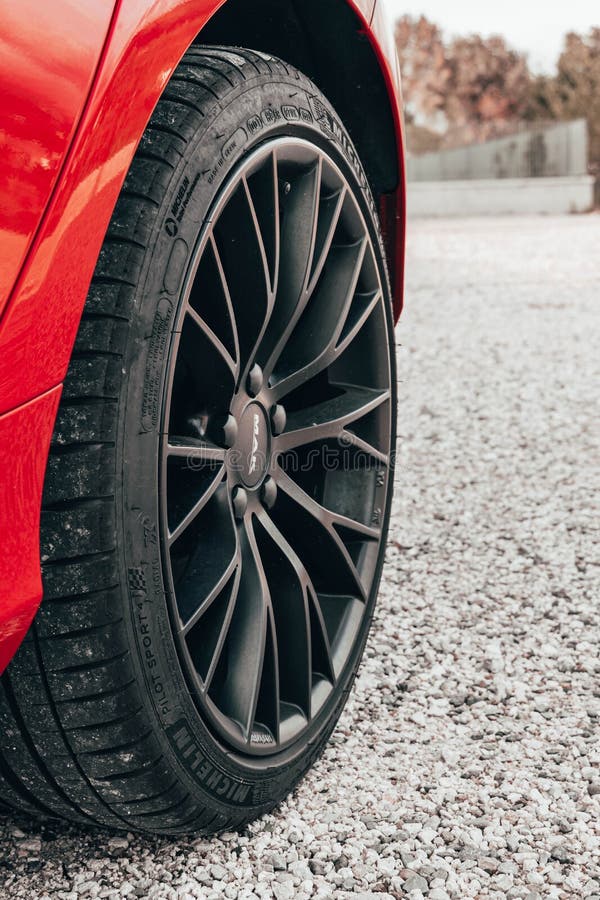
[
  {"xmin": 339, "ymin": 428, "xmax": 389, "ymax": 466},
  {"xmin": 255, "ymin": 508, "xmax": 313, "ymax": 716},
  {"xmin": 213, "ymin": 179, "xmax": 274, "ymax": 381},
  {"xmin": 269, "ymin": 152, "xmax": 281, "ymax": 295},
  {"xmin": 275, "ymin": 385, "xmax": 390, "ymax": 452},
  {"xmin": 168, "ymin": 463, "xmax": 225, "ymax": 545},
  {"xmin": 182, "ymin": 547, "xmax": 240, "ymax": 637},
  {"xmin": 201, "ymin": 563, "xmax": 242, "ymax": 692},
  {"xmin": 335, "ymin": 289, "xmax": 382, "ymax": 357},
  {"xmin": 167, "ymin": 437, "xmax": 226, "ymax": 464},
  {"xmin": 275, "ymin": 466, "xmax": 380, "ymax": 545},
  {"xmin": 258, "ymin": 158, "xmax": 322, "ymax": 378},
  {"xmin": 212, "ymin": 517, "xmax": 271, "ymax": 739},
  {"xmin": 260, "ymin": 605, "xmax": 281, "ymax": 744},
  {"xmin": 208, "ymin": 233, "xmax": 240, "ymax": 370},
  {"xmin": 256, "ymin": 507, "xmax": 311, "ymax": 585},
  {"xmin": 216, "ymin": 155, "xmax": 282, "ymax": 390},
  {"xmin": 186, "ymin": 305, "xmax": 238, "ymax": 379},
  {"xmin": 273, "ymin": 468, "xmax": 369, "ymax": 601},
  {"xmin": 168, "ymin": 482, "xmax": 238, "ymax": 626},
  {"xmin": 242, "ymin": 177, "xmax": 275, "ymax": 302},
  {"xmin": 306, "ymin": 184, "xmax": 347, "ymax": 297},
  {"xmin": 260, "ymin": 164, "xmax": 350, "ymax": 382},
  {"xmin": 270, "ymin": 281, "xmax": 381, "ymax": 404},
  {"xmin": 307, "ymin": 584, "xmax": 336, "ymax": 685},
  {"xmin": 242, "ymin": 150, "xmax": 280, "ymax": 296},
  {"xmin": 270, "ymin": 236, "xmax": 368, "ymax": 393}
]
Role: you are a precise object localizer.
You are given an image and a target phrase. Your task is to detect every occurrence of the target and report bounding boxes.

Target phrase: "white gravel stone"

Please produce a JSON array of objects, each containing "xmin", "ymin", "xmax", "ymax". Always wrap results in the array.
[{"xmin": 1, "ymin": 215, "xmax": 599, "ymax": 899}]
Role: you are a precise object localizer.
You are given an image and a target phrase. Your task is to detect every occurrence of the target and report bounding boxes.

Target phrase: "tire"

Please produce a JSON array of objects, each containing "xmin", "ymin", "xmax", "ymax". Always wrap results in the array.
[{"xmin": 0, "ymin": 46, "xmax": 397, "ymax": 834}]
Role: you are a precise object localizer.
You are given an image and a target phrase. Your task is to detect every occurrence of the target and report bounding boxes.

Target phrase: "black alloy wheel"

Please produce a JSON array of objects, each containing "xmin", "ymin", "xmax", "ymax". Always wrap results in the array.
[{"xmin": 162, "ymin": 137, "xmax": 393, "ymax": 756}]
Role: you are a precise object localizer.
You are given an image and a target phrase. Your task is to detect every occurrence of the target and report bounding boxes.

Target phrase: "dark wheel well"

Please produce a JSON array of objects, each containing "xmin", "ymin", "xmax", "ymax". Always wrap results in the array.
[{"xmin": 200, "ymin": 0, "xmax": 399, "ymax": 199}]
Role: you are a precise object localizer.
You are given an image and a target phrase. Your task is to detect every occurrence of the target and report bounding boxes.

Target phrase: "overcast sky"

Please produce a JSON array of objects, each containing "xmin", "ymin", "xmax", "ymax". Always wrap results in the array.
[{"xmin": 384, "ymin": 0, "xmax": 599, "ymax": 72}]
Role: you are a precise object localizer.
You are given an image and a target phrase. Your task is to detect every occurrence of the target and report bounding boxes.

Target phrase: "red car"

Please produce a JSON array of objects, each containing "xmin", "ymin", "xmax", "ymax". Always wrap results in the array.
[{"xmin": 0, "ymin": 0, "xmax": 404, "ymax": 833}]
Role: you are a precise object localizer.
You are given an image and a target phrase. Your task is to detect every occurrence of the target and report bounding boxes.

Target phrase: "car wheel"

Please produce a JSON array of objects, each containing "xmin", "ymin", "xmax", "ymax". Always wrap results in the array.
[{"xmin": 0, "ymin": 46, "xmax": 396, "ymax": 834}]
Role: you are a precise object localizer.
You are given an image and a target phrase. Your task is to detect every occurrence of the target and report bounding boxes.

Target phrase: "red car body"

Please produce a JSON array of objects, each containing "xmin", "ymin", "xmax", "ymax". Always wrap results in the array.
[{"xmin": 0, "ymin": 0, "xmax": 405, "ymax": 673}]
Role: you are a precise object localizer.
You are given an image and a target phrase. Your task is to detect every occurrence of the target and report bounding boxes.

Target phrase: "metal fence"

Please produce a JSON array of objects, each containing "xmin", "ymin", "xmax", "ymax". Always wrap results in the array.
[{"xmin": 407, "ymin": 119, "xmax": 589, "ymax": 182}]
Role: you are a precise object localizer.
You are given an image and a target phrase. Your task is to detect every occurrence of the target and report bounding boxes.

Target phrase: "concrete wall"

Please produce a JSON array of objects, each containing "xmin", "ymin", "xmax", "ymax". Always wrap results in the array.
[
  {"xmin": 407, "ymin": 119, "xmax": 588, "ymax": 181},
  {"xmin": 407, "ymin": 176, "xmax": 596, "ymax": 218}
]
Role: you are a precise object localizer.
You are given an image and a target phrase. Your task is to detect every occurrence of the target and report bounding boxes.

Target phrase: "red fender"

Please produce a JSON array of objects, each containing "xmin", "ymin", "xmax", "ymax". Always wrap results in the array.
[{"xmin": 0, "ymin": 0, "xmax": 404, "ymax": 671}]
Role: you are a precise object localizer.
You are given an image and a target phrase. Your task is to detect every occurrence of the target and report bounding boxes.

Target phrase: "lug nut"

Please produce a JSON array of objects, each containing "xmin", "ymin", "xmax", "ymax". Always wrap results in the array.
[
  {"xmin": 222, "ymin": 414, "xmax": 238, "ymax": 449},
  {"xmin": 270, "ymin": 404, "xmax": 286, "ymax": 436},
  {"xmin": 246, "ymin": 364, "xmax": 263, "ymax": 398},
  {"xmin": 232, "ymin": 486, "xmax": 248, "ymax": 520},
  {"xmin": 261, "ymin": 478, "xmax": 277, "ymax": 510}
]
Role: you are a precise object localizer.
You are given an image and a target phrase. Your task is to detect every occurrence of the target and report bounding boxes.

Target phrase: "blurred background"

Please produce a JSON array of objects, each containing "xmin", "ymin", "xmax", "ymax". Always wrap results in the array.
[{"xmin": 389, "ymin": 0, "xmax": 600, "ymax": 215}]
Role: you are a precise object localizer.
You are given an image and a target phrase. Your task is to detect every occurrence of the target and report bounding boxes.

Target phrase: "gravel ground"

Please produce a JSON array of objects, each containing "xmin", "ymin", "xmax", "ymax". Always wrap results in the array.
[{"xmin": 1, "ymin": 214, "xmax": 599, "ymax": 899}]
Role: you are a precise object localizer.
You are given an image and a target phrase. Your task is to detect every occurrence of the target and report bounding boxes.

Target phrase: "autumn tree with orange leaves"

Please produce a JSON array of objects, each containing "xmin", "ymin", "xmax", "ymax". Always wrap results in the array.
[
  {"xmin": 396, "ymin": 16, "xmax": 599, "ymax": 172},
  {"xmin": 396, "ymin": 15, "xmax": 530, "ymax": 147}
]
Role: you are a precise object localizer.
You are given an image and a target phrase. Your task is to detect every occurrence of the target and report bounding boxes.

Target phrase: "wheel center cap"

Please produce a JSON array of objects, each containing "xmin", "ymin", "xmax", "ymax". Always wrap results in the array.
[{"xmin": 236, "ymin": 402, "xmax": 270, "ymax": 488}]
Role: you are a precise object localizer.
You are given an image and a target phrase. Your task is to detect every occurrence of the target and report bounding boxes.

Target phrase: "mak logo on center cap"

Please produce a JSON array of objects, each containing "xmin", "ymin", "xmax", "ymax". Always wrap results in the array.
[{"xmin": 248, "ymin": 413, "xmax": 261, "ymax": 475}]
